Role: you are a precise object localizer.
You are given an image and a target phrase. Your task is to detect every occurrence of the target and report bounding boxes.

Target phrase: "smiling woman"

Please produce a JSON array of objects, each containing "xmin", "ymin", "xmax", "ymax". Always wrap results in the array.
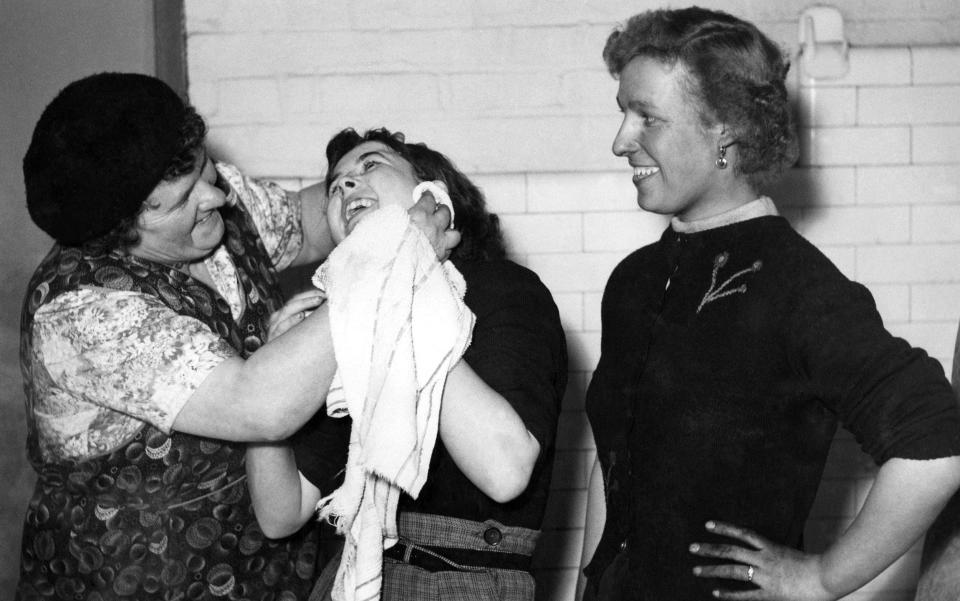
[
  {"xmin": 132, "ymin": 151, "xmax": 228, "ymax": 266},
  {"xmin": 579, "ymin": 7, "xmax": 960, "ymax": 601},
  {"xmin": 612, "ymin": 57, "xmax": 747, "ymax": 220},
  {"xmin": 325, "ymin": 141, "xmax": 423, "ymax": 241},
  {"xmin": 14, "ymin": 74, "xmax": 456, "ymax": 601},
  {"xmin": 245, "ymin": 127, "xmax": 568, "ymax": 601}
]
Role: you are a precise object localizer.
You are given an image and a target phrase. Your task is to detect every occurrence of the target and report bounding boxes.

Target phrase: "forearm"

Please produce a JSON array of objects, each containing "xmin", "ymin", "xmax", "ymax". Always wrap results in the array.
[
  {"xmin": 577, "ymin": 456, "xmax": 607, "ymax": 600},
  {"xmin": 174, "ymin": 303, "xmax": 337, "ymax": 441},
  {"xmin": 817, "ymin": 456, "xmax": 960, "ymax": 596},
  {"xmin": 246, "ymin": 443, "xmax": 320, "ymax": 538},
  {"xmin": 290, "ymin": 182, "xmax": 335, "ymax": 266},
  {"xmin": 440, "ymin": 360, "xmax": 540, "ymax": 503}
]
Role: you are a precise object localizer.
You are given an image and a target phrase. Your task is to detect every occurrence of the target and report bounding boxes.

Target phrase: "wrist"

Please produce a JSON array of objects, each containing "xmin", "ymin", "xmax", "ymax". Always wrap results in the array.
[{"xmin": 807, "ymin": 553, "xmax": 842, "ymax": 601}]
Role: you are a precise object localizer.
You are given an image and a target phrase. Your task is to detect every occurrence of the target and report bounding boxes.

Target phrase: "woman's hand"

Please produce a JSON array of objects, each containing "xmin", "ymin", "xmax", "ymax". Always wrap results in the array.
[
  {"xmin": 408, "ymin": 189, "xmax": 461, "ymax": 261},
  {"xmin": 690, "ymin": 521, "xmax": 836, "ymax": 601},
  {"xmin": 266, "ymin": 289, "xmax": 326, "ymax": 341}
]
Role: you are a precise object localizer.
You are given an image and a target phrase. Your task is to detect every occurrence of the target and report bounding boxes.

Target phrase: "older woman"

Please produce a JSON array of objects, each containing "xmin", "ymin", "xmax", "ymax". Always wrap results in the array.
[
  {"xmin": 16, "ymin": 74, "xmax": 453, "ymax": 600},
  {"xmin": 580, "ymin": 8, "xmax": 960, "ymax": 601},
  {"xmin": 246, "ymin": 128, "xmax": 567, "ymax": 601}
]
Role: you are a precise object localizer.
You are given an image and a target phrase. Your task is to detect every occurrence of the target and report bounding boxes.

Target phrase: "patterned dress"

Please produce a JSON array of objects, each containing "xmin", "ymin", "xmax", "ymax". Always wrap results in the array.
[{"xmin": 16, "ymin": 165, "xmax": 319, "ymax": 601}]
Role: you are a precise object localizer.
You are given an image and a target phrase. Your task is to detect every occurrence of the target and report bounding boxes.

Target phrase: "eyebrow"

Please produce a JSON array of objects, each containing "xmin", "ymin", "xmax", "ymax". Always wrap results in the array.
[
  {"xmin": 329, "ymin": 149, "xmax": 391, "ymax": 185},
  {"xmin": 618, "ymin": 94, "xmax": 657, "ymax": 112}
]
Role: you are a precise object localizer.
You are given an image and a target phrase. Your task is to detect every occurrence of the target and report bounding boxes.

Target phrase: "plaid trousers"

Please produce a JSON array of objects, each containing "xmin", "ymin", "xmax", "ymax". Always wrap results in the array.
[{"xmin": 311, "ymin": 511, "xmax": 539, "ymax": 601}]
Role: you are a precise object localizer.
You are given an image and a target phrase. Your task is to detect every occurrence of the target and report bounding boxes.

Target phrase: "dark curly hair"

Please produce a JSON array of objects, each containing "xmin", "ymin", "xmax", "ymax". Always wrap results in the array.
[
  {"xmin": 325, "ymin": 128, "xmax": 506, "ymax": 262},
  {"xmin": 603, "ymin": 6, "xmax": 799, "ymax": 189},
  {"xmin": 100, "ymin": 105, "xmax": 208, "ymax": 249}
]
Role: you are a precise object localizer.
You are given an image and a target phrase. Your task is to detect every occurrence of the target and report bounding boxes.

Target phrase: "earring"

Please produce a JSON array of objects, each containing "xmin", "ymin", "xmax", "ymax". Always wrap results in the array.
[{"xmin": 715, "ymin": 144, "xmax": 728, "ymax": 170}]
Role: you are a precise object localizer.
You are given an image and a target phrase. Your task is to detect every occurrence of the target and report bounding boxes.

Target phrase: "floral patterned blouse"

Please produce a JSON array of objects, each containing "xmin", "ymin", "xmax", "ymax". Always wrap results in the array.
[{"xmin": 29, "ymin": 163, "xmax": 304, "ymax": 462}]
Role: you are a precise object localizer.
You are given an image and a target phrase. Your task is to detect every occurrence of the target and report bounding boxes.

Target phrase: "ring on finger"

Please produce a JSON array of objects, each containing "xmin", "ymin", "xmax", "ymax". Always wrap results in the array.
[{"xmin": 746, "ymin": 565, "xmax": 755, "ymax": 582}]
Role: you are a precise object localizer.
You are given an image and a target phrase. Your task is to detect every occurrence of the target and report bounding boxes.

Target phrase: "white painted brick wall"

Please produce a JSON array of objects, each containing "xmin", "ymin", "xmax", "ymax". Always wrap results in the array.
[
  {"xmin": 500, "ymin": 213, "xmax": 583, "ymax": 255},
  {"xmin": 913, "ymin": 205, "xmax": 960, "ymax": 242},
  {"xmin": 869, "ymin": 284, "xmax": 911, "ymax": 323},
  {"xmin": 797, "ymin": 86, "xmax": 858, "ymax": 126},
  {"xmin": 797, "ymin": 206, "xmax": 910, "ymax": 246},
  {"xmin": 771, "ymin": 166, "xmax": 857, "ymax": 207},
  {"xmin": 914, "ymin": 284, "xmax": 960, "ymax": 321},
  {"xmin": 914, "ymin": 126, "xmax": 960, "ymax": 163},
  {"xmin": 799, "ymin": 126, "xmax": 912, "ymax": 166},
  {"xmin": 913, "ymin": 47, "xmax": 960, "ymax": 84},
  {"xmin": 859, "ymin": 86, "xmax": 960, "ymax": 125},
  {"xmin": 185, "ymin": 3, "xmax": 960, "ymax": 599},
  {"xmin": 858, "ymin": 166, "xmax": 960, "ymax": 205}
]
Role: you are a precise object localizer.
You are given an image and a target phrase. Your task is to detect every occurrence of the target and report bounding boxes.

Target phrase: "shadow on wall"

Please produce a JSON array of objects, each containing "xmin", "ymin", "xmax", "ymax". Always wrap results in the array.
[{"xmin": 764, "ymin": 91, "xmax": 828, "ymax": 226}]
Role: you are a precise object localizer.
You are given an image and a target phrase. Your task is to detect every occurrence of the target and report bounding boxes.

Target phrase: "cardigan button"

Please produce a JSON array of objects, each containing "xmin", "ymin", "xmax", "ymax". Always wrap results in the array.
[{"xmin": 483, "ymin": 527, "xmax": 503, "ymax": 546}]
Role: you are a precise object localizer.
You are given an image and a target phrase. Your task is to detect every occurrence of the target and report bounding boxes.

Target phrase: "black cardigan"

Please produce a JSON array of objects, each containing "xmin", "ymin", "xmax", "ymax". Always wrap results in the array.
[
  {"xmin": 293, "ymin": 257, "xmax": 568, "ymax": 529},
  {"xmin": 586, "ymin": 216, "xmax": 960, "ymax": 600}
]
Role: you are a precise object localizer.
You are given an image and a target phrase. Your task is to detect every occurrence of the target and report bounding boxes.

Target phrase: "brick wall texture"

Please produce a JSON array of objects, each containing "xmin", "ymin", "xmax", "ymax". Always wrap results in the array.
[{"xmin": 184, "ymin": 2, "xmax": 960, "ymax": 599}]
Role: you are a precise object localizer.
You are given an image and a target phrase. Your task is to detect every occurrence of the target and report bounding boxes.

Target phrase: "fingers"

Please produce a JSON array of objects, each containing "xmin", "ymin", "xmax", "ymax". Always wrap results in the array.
[
  {"xmin": 689, "ymin": 541, "xmax": 754, "ymax": 564},
  {"xmin": 409, "ymin": 191, "xmax": 437, "ymax": 215},
  {"xmin": 408, "ymin": 196, "xmax": 459, "ymax": 260},
  {"xmin": 439, "ymin": 229, "xmax": 461, "ymax": 261},
  {"xmin": 693, "ymin": 562, "xmax": 763, "ymax": 601},
  {"xmin": 711, "ymin": 589, "xmax": 762, "ymax": 600},
  {"xmin": 285, "ymin": 290, "xmax": 326, "ymax": 313},
  {"xmin": 268, "ymin": 308, "xmax": 306, "ymax": 329},
  {"xmin": 267, "ymin": 310, "xmax": 307, "ymax": 341},
  {"xmin": 412, "ymin": 180, "xmax": 454, "ymax": 228},
  {"xmin": 266, "ymin": 291, "xmax": 326, "ymax": 340},
  {"xmin": 692, "ymin": 563, "xmax": 756, "ymax": 582},
  {"xmin": 409, "ymin": 196, "xmax": 453, "ymax": 230},
  {"xmin": 691, "ymin": 522, "xmax": 772, "ymax": 599},
  {"xmin": 410, "ymin": 190, "xmax": 437, "ymax": 211},
  {"xmin": 705, "ymin": 521, "xmax": 767, "ymax": 550},
  {"xmin": 432, "ymin": 203, "xmax": 454, "ymax": 229},
  {"xmin": 690, "ymin": 521, "xmax": 764, "ymax": 590}
]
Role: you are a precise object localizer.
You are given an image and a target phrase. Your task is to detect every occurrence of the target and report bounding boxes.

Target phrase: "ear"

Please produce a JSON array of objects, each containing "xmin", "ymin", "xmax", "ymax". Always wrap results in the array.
[{"xmin": 716, "ymin": 123, "xmax": 738, "ymax": 148}]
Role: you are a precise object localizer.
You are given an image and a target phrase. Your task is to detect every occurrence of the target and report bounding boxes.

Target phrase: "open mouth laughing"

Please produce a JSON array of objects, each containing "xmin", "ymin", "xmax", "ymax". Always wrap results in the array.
[
  {"xmin": 344, "ymin": 197, "xmax": 377, "ymax": 230},
  {"xmin": 633, "ymin": 165, "xmax": 660, "ymax": 184}
]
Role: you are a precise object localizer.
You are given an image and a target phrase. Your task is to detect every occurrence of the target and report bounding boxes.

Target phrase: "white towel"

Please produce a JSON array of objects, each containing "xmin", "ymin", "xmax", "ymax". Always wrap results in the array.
[{"xmin": 312, "ymin": 204, "xmax": 474, "ymax": 601}]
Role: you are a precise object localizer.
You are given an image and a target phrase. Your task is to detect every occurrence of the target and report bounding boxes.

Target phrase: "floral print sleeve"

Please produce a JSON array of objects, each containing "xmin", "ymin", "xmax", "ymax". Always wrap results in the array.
[
  {"xmin": 216, "ymin": 161, "xmax": 304, "ymax": 271},
  {"xmin": 31, "ymin": 287, "xmax": 237, "ymax": 459}
]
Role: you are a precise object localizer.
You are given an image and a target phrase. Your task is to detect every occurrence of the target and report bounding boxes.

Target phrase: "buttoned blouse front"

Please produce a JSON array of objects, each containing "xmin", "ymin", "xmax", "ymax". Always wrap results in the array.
[{"xmin": 585, "ymin": 199, "xmax": 960, "ymax": 599}]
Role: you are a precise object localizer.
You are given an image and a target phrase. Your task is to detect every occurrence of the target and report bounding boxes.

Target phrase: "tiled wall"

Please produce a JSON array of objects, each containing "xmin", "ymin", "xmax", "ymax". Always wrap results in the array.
[
  {"xmin": 785, "ymin": 46, "xmax": 960, "ymax": 601},
  {"xmin": 185, "ymin": 3, "xmax": 960, "ymax": 600}
]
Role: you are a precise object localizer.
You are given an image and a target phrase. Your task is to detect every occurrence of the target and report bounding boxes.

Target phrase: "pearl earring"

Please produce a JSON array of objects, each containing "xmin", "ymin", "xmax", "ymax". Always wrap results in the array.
[{"xmin": 715, "ymin": 144, "xmax": 728, "ymax": 170}]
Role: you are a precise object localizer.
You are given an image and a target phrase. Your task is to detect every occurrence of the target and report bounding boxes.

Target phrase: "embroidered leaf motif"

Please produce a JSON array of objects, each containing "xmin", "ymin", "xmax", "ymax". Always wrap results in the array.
[{"xmin": 697, "ymin": 251, "xmax": 762, "ymax": 313}]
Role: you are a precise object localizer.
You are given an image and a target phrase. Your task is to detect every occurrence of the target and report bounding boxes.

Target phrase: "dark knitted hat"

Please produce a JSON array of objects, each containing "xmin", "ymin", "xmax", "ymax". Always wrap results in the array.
[{"xmin": 23, "ymin": 72, "xmax": 189, "ymax": 245}]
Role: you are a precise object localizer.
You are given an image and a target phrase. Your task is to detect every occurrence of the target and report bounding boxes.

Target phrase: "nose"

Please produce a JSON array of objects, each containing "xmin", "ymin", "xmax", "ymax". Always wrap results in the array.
[
  {"xmin": 333, "ymin": 176, "xmax": 358, "ymax": 197},
  {"xmin": 611, "ymin": 118, "xmax": 640, "ymax": 157},
  {"xmin": 197, "ymin": 179, "xmax": 227, "ymax": 210}
]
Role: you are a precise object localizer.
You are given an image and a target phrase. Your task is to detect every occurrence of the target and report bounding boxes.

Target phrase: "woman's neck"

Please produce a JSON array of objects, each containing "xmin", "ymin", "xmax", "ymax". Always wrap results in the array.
[
  {"xmin": 674, "ymin": 178, "xmax": 758, "ymax": 223},
  {"xmin": 672, "ymin": 197, "xmax": 778, "ymax": 234}
]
